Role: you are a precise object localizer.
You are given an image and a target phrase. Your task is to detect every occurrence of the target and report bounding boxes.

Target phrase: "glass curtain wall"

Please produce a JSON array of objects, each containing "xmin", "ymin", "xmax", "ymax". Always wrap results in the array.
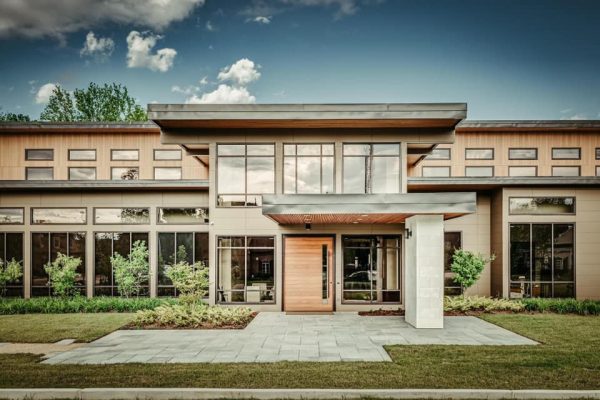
[
  {"xmin": 343, "ymin": 144, "xmax": 400, "ymax": 194},
  {"xmin": 0, "ymin": 232, "xmax": 24, "ymax": 297},
  {"xmin": 283, "ymin": 144, "xmax": 334, "ymax": 194}
]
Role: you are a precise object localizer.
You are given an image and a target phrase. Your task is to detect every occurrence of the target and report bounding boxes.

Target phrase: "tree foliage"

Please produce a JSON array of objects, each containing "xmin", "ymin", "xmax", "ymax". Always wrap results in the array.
[
  {"xmin": 44, "ymin": 253, "xmax": 81, "ymax": 297},
  {"xmin": 111, "ymin": 240, "xmax": 150, "ymax": 298},
  {"xmin": 0, "ymin": 111, "xmax": 31, "ymax": 122},
  {"xmin": 0, "ymin": 258, "xmax": 23, "ymax": 297},
  {"xmin": 40, "ymin": 82, "xmax": 147, "ymax": 122},
  {"xmin": 450, "ymin": 249, "xmax": 495, "ymax": 295},
  {"xmin": 165, "ymin": 245, "xmax": 209, "ymax": 304}
]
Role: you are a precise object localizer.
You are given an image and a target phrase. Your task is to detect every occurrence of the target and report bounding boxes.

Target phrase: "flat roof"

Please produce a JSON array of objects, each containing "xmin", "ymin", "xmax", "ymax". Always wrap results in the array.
[
  {"xmin": 0, "ymin": 122, "xmax": 159, "ymax": 134},
  {"xmin": 457, "ymin": 120, "xmax": 600, "ymax": 132},
  {"xmin": 149, "ymin": 103, "xmax": 467, "ymax": 129},
  {"xmin": 408, "ymin": 177, "xmax": 600, "ymax": 191},
  {"xmin": 0, "ymin": 180, "xmax": 208, "ymax": 191}
]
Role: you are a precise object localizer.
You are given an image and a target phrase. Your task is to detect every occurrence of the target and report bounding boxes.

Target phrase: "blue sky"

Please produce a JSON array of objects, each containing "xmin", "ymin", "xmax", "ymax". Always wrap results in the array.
[{"xmin": 0, "ymin": 0, "xmax": 599, "ymax": 120}]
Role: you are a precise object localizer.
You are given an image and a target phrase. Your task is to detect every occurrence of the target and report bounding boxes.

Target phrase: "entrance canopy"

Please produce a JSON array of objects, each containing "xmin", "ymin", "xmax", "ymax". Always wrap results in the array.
[{"xmin": 262, "ymin": 193, "xmax": 476, "ymax": 225}]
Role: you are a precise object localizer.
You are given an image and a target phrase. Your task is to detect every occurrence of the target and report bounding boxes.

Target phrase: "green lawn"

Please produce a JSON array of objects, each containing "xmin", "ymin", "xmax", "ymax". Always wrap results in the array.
[
  {"xmin": 0, "ymin": 314, "xmax": 598, "ymax": 389},
  {"xmin": 0, "ymin": 313, "xmax": 134, "ymax": 343}
]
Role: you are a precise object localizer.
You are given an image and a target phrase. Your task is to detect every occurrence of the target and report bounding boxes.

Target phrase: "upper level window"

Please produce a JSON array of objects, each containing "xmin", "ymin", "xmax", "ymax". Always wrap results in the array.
[
  {"xmin": 552, "ymin": 166, "xmax": 580, "ymax": 177},
  {"xmin": 111, "ymin": 167, "xmax": 139, "ymax": 180},
  {"xmin": 154, "ymin": 149, "xmax": 182, "ymax": 160},
  {"xmin": 69, "ymin": 150, "xmax": 96, "ymax": 161},
  {"xmin": 596, "ymin": 166, "xmax": 600, "ymax": 177},
  {"xmin": 426, "ymin": 148, "xmax": 450, "ymax": 160},
  {"xmin": 422, "ymin": 166, "xmax": 450, "ymax": 177},
  {"xmin": 25, "ymin": 149, "xmax": 53, "ymax": 161},
  {"xmin": 509, "ymin": 197, "xmax": 575, "ymax": 215},
  {"xmin": 69, "ymin": 167, "xmax": 96, "ymax": 180},
  {"xmin": 509, "ymin": 166, "xmax": 537, "ymax": 177},
  {"xmin": 596, "ymin": 148, "xmax": 600, "ymax": 160},
  {"xmin": 157, "ymin": 207, "xmax": 209, "ymax": 224},
  {"xmin": 154, "ymin": 167, "xmax": 182, "ymax": 180},
  {"xmin": 465, "ymin": 148, "xmax": 494, "ymax": 160},
  {"xmin": 32, "ymin": 208, "xmax": 87, "ymax": 224},
  {"xmin": 284, "ymin": 144, "xmax": 334, "ymax": 194},
  {"xmin": 552, "ymin": 148, "xmax": 580, "ymax": 160},
  {"xmin": 465, "ymin": 166, "xmax": 493, "ymax": 177},
  {"xmin": 509, "ymin": 148, "xmax": 537, "ymax": 160},
  {"xmin": 343, "ymin": 143, "xmax": 400, "ymax": 194},
  {"xmin": 111, "ymin": 149, "xmax": 139, "ymax": 161},
  {"xmin": 26, "ymin": 167, "xmax": 53, "ymax": 180},
  {"xmin": 0, "ymin": 208, "xmax": 24, "ymax": 224},
  {"xmin": 217, "ymin": 144, "xmax": 275, "ymax": 207},
  {"xmin": 94, "ymin": 208, "xmax": 150, "ymax": 224}
]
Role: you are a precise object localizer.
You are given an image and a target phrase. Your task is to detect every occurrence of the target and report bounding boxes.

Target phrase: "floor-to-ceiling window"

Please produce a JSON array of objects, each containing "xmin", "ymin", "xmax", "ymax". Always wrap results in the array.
[
  {"xmin": 342, "ymin": 144, "xmax": 401, "ymax": 194},
  {"xmin": 31, "ymin": 232, "xmax": 86, "ymax": 296},
  {"xmin": 0, "ymin": 232, "xmax": 24, "ymax": 297},
  {"xmin": 157, "ymin": 232, "xmax": 209, "ymax": 296},
  {"xmin": 283, "ymin": 144, "xmax": 335, "ymax": 194},
  {"xmin": 342, "ymin": 236, "xmax": 401, "ymax": 303},
  {"xmin": 94, "ymin": 232, "xmax": 149, "ymax": 296},
  {"xmin": 509, "ymin": 223, "xmax": 575, "ymax": 298},
  {"xmin": 216, "ymin": 236, "xmax": 275, "ymax": 303},
  {"xmin": 443, "ymin": 232, "xmax": 462, "ymax": 295}
]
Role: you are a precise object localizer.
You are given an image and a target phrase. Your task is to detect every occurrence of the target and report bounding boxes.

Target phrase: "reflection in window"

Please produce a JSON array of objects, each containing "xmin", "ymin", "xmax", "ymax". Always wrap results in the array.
[
  {"xmin": 509, "ymin": 197, "xmax": 575, "ymax": 215},
  {"xmin": 422, "ymin": 166, "xmax": 450, "ymax": 177},
  {"xmin": 26, "ymin": 167, "xmax": 53, "ymax": 180},
  {"xmin": 154, "ymin": 167, "xmax": 182, "ymax": 180},
  {"xmin": 0, "ymin": 232, "xmax": 24, "ymax": 297},
  {"xmin": 69, "ymin": 150, "xmax": 96, "ymax": 161},
  {"xmin": 32, "ymin": 208, "xmax": 86, "ymax": 224},
  {"xmin": 510, "ymin": 223, "xmax": 574, "ymax": 298},
  {"xmin": 465, "ymin": 166, "xmax": 493, "ymax": 177},
  {"xmin": 31, "ymin": 232, "xmax": 86, "ymax": 297},
  {"xmin": 284, "ymin": 144, "xmax": 334, "ymax": 194},
  {"xmin": 94, "ymin": 232, "xmax": 149, "ymax": 296},
  {"xmin": 552, "ymin": 166, "xmax": 580, "ymax": 177},
  {"xmin": 444, "ymin": 232, "xmax": 462, "ymax": 296},
  {"xmin": 111, "ymin": 167, "xmax": 139, "ymax": 180},
  {"xmin": 465, "ymin": 148, "xmax": 494, "ymax": 160},
  {"xmin": 509, "ymin": 148, "xmax": 537, "ymax": 160},
  {"xmin": 0, "ymin": 208, "xmax": 24, "ymax": 224},
  {"xmin": 69, "ymin": 167, "xmax": 96, "ymax": 180},
  {"xmin": 552, "ymin": 148, "xmax": 580, "ymax": 160},
  {"xmin": 158, "ymin": 232, "xmax": 208, "ymax": 296},
  {"xmin": 25, "ymin": 149, "xmax": 53, "ymax": 160},
  {"xmin": 217, "ymin": 144, "xmax": 275, "ymax": 207},
  {"xmin": 217, "ymin": 236, "xmax": 275, "ymax": 303},
  {"xmin": 94, "ymin": 208, "xmax": 150, "ymax": 224},
  {"xmin": 343, "ymin": 144, "xmax": 400, "ymax": 194},
  {"xmin": 111, "ymin": 149, "xmax": 139, "ymax": 161},
  {"xmin": 154, "ymin": 149, "xmax": 182, "ymax": 160},
  {"xmin": 342, "ymin": 236, "xmax": 400, "ymax": 303},
  {"xmin": 509, "ymin": 166, "xmax": 537, "ymax": 177},
  {"xmin": 426, "ymin": 148, "xmax": 450, "ymax": 160},
  {"xmin": 157, "ymin": 208, "xmax": 208, "ymax": 224}
]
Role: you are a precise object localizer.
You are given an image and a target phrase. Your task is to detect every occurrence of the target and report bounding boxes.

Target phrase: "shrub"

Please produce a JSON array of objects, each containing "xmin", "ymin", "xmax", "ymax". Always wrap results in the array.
[
  {"xmin": 444, "ymin": 296, "xmax": 524, "ymax": 313},
  {"xmin": 44, "ymin": 253, "xmax": 80, "ymax": 297},
  {"xmin": 165, "ymin": 246, "xmax": 209, "ymax": 305},
  {"xmin": 134, "ymin": 303, "xmax": 255, "ymax": 329},
  {"xmin": 0, "ymin": 297, "xmax": 175, "ymax": 314},
  {"xmin": 0, "ymin": 258, "xmax": 23, "ymax": 297},
  {"xmin": 450, "ymin": 249, "xmax": 495, "ymax": 295},
  {"xmin": 111, "ymin": 240, "xmax": 149, "ymax": 298},
  {"xmin": 522, "ymin": 298, "xmax": 600, "ymax": 315}
]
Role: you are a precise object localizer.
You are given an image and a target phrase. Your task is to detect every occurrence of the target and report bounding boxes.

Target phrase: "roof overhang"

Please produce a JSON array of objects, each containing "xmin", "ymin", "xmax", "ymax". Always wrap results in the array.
[
  {"xmin": 0, "ymin": 180, "xmax": 208, "ymax": 192},
  {"xmin": 262, "ymin": 193, "xmax": 476, "ymax": 225},
  {"xmin": 149, "ymin": 103, "xmax": 467, "ymax": 130},
  {"xmin": 408, "ymin": 177, "xmax": 600, "ymax": 191},
  {"xmin": 0, "ymin": 122, "xmax": 159, "ymax": 134}
]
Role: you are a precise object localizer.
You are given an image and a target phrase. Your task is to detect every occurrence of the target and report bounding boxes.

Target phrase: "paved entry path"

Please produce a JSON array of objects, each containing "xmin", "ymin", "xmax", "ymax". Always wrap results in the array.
[{"xmin": 43, "ymin": 313, "xmax": 536, "ymax": 364}]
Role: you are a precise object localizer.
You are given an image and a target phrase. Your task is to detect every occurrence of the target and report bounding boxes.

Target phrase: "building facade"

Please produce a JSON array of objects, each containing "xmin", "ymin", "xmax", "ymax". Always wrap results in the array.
[{"xmin": 1, "ymin": 104, "xmax": 599, "ymax": 328}]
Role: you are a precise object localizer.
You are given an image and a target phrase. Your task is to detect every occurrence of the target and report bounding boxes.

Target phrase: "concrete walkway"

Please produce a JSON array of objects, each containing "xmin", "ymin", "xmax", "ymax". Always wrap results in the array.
[{"xmin": 43, "ymin": 313, "xmax": 536, "ymax": 364}]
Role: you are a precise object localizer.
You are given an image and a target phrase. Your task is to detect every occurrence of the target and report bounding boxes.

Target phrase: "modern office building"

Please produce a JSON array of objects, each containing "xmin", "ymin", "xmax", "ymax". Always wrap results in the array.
[{"xmin": 1, "ymin": 103, "xmax": 599, "ymax": 328}]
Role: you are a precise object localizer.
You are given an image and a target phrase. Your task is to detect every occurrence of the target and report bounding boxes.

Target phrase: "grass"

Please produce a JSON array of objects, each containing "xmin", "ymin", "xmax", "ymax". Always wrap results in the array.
[
  {"xmin": 0, "ymin": 313, "xmax": 134, "ymax": 343},
  {"xmin": 0, "ymin": 314, "xmax": 598, "ymax": 388}
]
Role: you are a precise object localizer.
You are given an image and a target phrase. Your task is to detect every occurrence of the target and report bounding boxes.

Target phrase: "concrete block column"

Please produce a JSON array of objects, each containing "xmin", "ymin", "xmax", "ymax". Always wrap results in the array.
[{"xmin": 404, "ymin": 214, "xmax": 444, "ymax": 329}]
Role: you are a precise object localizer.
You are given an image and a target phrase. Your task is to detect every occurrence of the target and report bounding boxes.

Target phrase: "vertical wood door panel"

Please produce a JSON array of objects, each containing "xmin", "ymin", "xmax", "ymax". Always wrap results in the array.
[{"xmin": 284, "ymin": 237, "xmax": 333, "ymax": 312}]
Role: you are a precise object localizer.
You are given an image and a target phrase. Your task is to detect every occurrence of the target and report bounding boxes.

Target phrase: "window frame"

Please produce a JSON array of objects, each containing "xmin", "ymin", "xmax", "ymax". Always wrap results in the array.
[
  {"xmin": 31, "ymin": 207, "xmax": 87, "ymax": 225},
  {"xmin": 464, "ymin": 165, "xmax": 494, "ymax": 177},
  {"xmin": 25, "ymin": 149, "xmax": 54, "ymax": 161},
  {"xmin": 465, "ymin": 148, "xmax": 494, "ymax": 160},
  {"xmin": 156, "ymin": 207, "xmax": 209, "ymax": 225},
  {"xmin": 0, "ymin": 208, "xmax": 25, "ymax": 225},
  {"xmin": 68, "ymin": 149, "xmax": 96, "ymax": 161},
  {"xmin": 153, "ymin": 167, "xmax": 182, "ymax": 180},
  {"xmin": 508, "ymin": 148, "xmax": 538, "ymax": 160},
  {"xmin": 508, "ymin": 166, "xmax": 538, "ymax": 177},
  {"xmin": 68, "ymin": 167, "xmax": 97, "ymax": 181},
  {"xmin": 422, "ymin": 166, "xmax": 451, "ymax": 177},
  {"xmin": 153, "ymin": 149, "xmax": 182, "ymax": 161},
  {"xmin": 341, "ymin": 143, "xmax": 402, "ymax": 194},
  {"xmin": 93, "ymin": 207, "xmax": 151, "ymax": 225},
  {"xmin": 552, "ymin": 147, "xmax": 581, "ymax": 160},
  {"xmin": 551, "ymin": 166, "xmax": 581, "ymax": 177},
  {"xmin": 508, "ymin": 197, "xmax": 576, "ymax": 215},
  {"xmin": 283, "ymin": 143, "xmax": 336, "ymax": 194},
  {"xmin": 25, "ymin": 167, "xmax": 53, "ymax": 180},
  {"xmin": 111, "ymin": 149, "xmax": 139, "ymax": 161}
]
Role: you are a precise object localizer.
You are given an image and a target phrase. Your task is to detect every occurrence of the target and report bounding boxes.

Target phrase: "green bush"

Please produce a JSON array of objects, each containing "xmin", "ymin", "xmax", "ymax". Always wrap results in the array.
[
  {"xmin": 0, "ymin": 297, "xmax": 175, "ymax": 315},
  {"xmin": 444, "ymin": 296, "xmax": 524, "ymax": 313},
  {"xmin": 165, "ymin": 246, "xmax": 209, "ymax": 305},
  {"xmin": 44, "ymin": 253, "xmax": 80, "ymax": 297},
  {"xmin": 134, "ymin": 304, "xmax": 255, "ymax": 329},
  {"xmin": 111, "ymin": 240, "xmax": 149, "ymax": 298},
  {"xmin": 0, "ymin": 258, "xmax": 23, "ymax": 297},
  {"xmin": 522, "ymin": 298, "xmax": 600, "ymax": 315},
  {"xmin": 450, "ymin": 249, "xmax": 495, "ymax": 295}
]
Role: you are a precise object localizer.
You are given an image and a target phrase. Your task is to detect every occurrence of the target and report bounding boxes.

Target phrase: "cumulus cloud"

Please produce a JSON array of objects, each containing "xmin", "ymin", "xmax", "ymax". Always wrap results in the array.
[
  {"xmin": 241, "ymin": 0, "xmax": 376, "ymax": 20},
  {"xmin": 35, "ymin": 83, "xmax": 58, "ymax": 104},
  {"xmin": 171, "ymin": 85, "xmax": 201, "ymax": 95},
  {"xmin": 217, "ymin": 58, "xmax": 261, "ymax": 86},
  {"xmin": 0, "ymin": 0, "xmax": 205, "ymax": 42},
  {"xmin": 126, "ymin": 31, "xmax": 176, "ymax": 72},
  {"xmin": 186, "ymin": 84, "xmax": 256, "ymax": 104},
  {"xmin": 80, "ymin": 31, "xmax": 115, "ymax": 61},
  {"xmin": 253, "ymin": 16, "xmax": 272, "ymax": 24}
]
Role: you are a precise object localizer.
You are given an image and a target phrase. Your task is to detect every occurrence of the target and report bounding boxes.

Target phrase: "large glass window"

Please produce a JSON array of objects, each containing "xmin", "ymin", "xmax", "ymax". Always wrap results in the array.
[
  {"xmin": 157, "ymin": 208, "xmax": 208, "ymax": 224},
  {"xmin": 32, "ymin": 208, "xmax": 86, "ymax": 224},
  {"xmin": 111, "ymin": 167, "xmax": 139, "ymax": 180},
  {"xmin": 343, "ymin": 144, "xmax": 400, "ymax": 194},
  {"xmin": 509, "ymin": 148, "xmax": 537, "ymax": 160},
  {"xmin": 509, "ymin": 197, "xmax": 575, "ymax": 215},
  {"xmin": 0, "ymin": 208, "xmax": 24, "ymax": 224},
  {"xmin": 25, "ymin": 149, "xmax": 53, "ymax": 161},
  {"xmin": 283, "ymin": 144, "xmax": 334, "ymax": 194},
  {"xmin": 217, "ymin": 236, "xmax": 275, "ymax": 303},
  {"xmin": 342, "ymin": 236, "xmax": 401, "ymax": 303},
  {"xmin": 0, "ymin": 232, "xmax": 24, "ymax": 297},
  {"xmin": 31, "ymin": 232, "xmax": 86, "ymax": 297},
  {"xmin": 465, "ymin": 148, "xmax": 494, "ymax": 160},
  {"xmin": 157, "ymin": 232, "xmax": 208, "ymax": 296},
  {"xmin": 552, "ymin": 148, "xmax": 580, "ymax": 160},
  {"xmin": 26, "ymin": 167, "xmax": 53, "ymax": 180},
  {"xmin": 444, "ymin": 232, "xmax": 462, "ymax": 296},
  {"xmin": 217, "ymin": 144, "xmax": 275, "ymax": 207},
  {"xmin": 69, "ymin": 167, "xmax": 96, "ymax": 180},
  {"xmin": 94, "ymin": 232, "xmax": 149, "ymax": 296},
  {"xmin": 510, "ymin": 223, "xmax": 574, "ymax": 298},
  {"xmin": 94, "ymin": 208, "xmax": 150, "ymax": 224}
]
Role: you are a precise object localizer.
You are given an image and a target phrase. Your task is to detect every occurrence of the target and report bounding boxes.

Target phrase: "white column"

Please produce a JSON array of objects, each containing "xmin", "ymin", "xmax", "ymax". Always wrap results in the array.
[{"xmin": 404, "ymin": 214, "xmax": 444, "ymax": 329}]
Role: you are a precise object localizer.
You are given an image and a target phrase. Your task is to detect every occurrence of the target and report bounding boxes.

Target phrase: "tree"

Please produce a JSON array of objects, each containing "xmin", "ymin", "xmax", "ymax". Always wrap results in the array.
[
  {"xmin": 0, "ymin": 258, "xmax": 23, "ymax": 297},
  {"xmin": 44, "ymin": 253, "xmax": 81, "ymax": 297},
  {"xmin": 165, "ymin": 245, "xmax": 209, "ymax": 304},
  {"xmin": 111, "ymin": 240, "xmax": 150, "ymax": 298},
  {"xmin": 450, "ymin": 249, "xmax": 495, "ymax": 296},
  {"xmin": 0, "ymin": 111, "xmax": 31, "ymax": 122},
  {"xmin": 40, "ymin": 82, "xmax": 147, "ymax": 122}
]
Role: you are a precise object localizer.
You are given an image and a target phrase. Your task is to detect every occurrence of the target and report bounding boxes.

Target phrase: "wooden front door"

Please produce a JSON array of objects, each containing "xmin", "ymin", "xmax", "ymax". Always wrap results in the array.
[{"xmin": 284, "ymin": 237, "xmax": 334, "ymax": 312}]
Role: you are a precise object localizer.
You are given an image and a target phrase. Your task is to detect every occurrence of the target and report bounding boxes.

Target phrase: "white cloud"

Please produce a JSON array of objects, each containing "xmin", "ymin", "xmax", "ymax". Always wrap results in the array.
[
  {"xmin": 35, "ymin": 83, "xmax": 58, "ymax": 104},
  {"xmin": 205, "ymin": 20, "xmax": 216, "ymax": 31},
  {"xmin": 126, "ymin": 31, "xmax": 176, "ymax": 72},
  {"xmin": 217, "ymin": 58, "xmax": 261, "ymax": 86},
  {"xmin": 241, "ymin": 0, "xmax": 373, "ymax": 20},
  {"xmin": 199, "ymin": 76, "xmax": 209, "ymax": 85},
  {"xmin": 80, "ymin": 31, "xmax": 115, "ymax": 61},
  {"xmin": 171, "ymin": 85, "xmax": 200, "ymax": 95},
  {"xmin": 253, "ymin": 16, "xmax": 272, "ymax": 24},
  {"xmin": 186, "ymin": 84, "xmax": 256, "ymax": 104},
  {"xmin": 0, "ymin": 0, "xmax": 205, "ymax": 41},
  {"xmin": 567, "ymin": 113, "xmax": 588, "ymax": 120}
]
